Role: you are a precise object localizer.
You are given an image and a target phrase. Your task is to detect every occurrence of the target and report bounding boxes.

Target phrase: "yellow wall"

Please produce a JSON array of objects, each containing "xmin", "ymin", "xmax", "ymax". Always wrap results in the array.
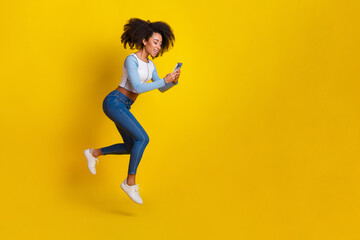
[{"xmin": 1, "ymin": 0, "xmax": 359, "ymax": 239}]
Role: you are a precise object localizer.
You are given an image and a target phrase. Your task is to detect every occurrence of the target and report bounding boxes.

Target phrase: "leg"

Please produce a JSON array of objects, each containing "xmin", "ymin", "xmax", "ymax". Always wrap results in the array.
[
  {"xmin": 115, "ymin": 125, "xmax": 139, "ymax": 186},
  {"xmin": 94, "ymin": 93, "xmax": 133, "ymax": 158},
  {"xmin": 112, "ymin": 109, "xmax": 149, "ymax": 176},
  {"xmin": 98, "ymin": 124, "xmax": 135, "ymax": 155},
  {"xmin": 116, "ymin": 123, "xmax": 136, "ymax": 153},
  {"xmin": 102, "ymin": 98, "xmax": 150, "ymax": 182}
]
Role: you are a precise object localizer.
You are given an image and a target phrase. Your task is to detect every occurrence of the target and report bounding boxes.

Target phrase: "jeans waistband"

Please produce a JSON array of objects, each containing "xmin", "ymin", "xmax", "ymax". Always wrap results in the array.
[{"xmin": 108, "ymin": 90, "xmax": 134, "ymax": 106}]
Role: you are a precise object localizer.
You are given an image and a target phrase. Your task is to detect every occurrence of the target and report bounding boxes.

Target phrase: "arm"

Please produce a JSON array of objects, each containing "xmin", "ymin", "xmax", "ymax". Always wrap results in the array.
[
  {"xmin": 151, "ymin": 64, "xmax": 178, "ymax": 93},
  {"xmin": 125, "ymin": 55, "xmax": 166, "ymax": 93}
]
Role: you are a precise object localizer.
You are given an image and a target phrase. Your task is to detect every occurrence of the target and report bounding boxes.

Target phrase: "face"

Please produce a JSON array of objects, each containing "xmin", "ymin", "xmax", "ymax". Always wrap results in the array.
[{"xmin": 143, "ymin": 32, "xmax": 162, "ymax": 58}]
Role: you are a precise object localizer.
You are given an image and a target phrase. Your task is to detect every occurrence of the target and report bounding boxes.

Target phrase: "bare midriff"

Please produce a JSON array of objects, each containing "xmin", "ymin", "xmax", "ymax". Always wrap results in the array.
[{"xmin": 115, "ymin": 86, "xmax": 139, "ymax": 101}]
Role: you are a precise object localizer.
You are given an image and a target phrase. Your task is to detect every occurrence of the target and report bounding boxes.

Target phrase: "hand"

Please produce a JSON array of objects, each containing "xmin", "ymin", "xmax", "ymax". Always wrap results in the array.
[
  {"xmin": 173, "ymin": 69, "xmax": 181, "ymax": 83},
  {"xmin": 164, "ymin": 71, "xmax": 178, "ymax": 84}
]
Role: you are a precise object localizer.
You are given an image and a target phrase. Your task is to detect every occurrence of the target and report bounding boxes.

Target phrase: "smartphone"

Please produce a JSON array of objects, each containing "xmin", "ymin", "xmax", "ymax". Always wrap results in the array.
[{"xmin": 174, "ymin": 62, "xmax": 183, "ymax": 71}]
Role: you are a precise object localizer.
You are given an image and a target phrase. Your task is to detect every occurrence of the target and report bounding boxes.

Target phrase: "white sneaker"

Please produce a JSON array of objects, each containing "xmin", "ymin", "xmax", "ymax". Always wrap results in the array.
[
  {"xmin": 120, "ymin": 178, "xmax": 143, "ymax": 204},
  {"xmin": 84, "ymin": 148, "xmax": 99, "ymax": 175}
]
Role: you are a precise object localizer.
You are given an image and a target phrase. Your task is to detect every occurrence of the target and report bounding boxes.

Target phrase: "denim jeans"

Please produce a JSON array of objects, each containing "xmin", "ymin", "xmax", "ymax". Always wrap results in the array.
[{"xmin": 101, "ymin": 90, "xmax": 149, "ymax": 175}]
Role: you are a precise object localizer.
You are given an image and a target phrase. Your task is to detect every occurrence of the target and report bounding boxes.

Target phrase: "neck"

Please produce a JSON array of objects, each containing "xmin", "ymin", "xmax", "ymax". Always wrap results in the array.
[{"xmin": 136, "ymin": 48, "xmax": 149, "ymax": 62}]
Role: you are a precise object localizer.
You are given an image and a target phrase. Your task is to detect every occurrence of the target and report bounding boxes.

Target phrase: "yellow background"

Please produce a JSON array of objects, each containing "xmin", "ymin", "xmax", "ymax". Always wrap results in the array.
[{"xmin": 1, "ymin": 0, "xmax": 359, "ymax": 239}]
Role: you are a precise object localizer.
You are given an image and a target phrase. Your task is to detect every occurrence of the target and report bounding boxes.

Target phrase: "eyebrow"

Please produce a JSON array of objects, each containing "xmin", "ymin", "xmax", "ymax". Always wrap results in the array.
[{"xmin": 153, "ymin": 39, "xmax": 162, "ymax": 42}]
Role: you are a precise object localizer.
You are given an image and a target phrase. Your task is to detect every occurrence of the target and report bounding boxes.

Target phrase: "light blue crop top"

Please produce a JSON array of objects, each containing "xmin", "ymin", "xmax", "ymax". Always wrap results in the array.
[{"xmin": 119, "ymin": 53, "xmax": 178, "ymax": 94}]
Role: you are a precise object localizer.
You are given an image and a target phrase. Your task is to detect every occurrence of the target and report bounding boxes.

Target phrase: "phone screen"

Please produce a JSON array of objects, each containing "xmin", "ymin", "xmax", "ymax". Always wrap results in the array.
[{"xmin": 174, "ymin": 62, "xmax": 183, "ymax": 71}]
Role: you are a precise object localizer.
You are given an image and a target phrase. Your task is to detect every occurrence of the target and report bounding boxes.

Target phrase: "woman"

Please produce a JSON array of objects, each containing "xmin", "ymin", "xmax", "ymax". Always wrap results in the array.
[{"xmin": 84, "ymin": 18, "xmax": 180, "ymax": 204}]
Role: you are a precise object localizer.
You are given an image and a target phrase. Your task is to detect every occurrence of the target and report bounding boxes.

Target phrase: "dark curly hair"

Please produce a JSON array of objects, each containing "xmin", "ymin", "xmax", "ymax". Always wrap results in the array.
[{"xmin": 120, "ymin": 18, "xmax": 175, "ymax": 59}]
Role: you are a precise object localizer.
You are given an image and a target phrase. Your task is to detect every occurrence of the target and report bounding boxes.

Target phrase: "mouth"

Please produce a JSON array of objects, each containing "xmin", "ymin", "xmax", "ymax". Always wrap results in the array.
[{"xmin": 153, "ymin": 49, "xmax": 159, "ymax": 55}]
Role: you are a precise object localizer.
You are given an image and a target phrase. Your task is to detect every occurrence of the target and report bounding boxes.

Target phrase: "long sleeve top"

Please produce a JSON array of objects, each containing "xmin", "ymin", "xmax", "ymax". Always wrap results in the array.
[{"xmin": 119, "ymin": 53, "xmax": 178, "ymax": 94}]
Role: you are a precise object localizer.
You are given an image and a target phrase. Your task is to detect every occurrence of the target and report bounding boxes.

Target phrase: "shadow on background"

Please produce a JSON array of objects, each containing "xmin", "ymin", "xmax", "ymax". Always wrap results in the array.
[{"xmin": 59, "ymin": 43, "xmax": 134, "ymax": 215}]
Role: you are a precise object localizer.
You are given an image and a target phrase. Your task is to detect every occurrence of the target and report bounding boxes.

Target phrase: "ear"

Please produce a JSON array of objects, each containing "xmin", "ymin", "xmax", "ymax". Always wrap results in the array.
[{"xmin": 142, "ymin": 38, "xmax": 147, "ymax": 46}]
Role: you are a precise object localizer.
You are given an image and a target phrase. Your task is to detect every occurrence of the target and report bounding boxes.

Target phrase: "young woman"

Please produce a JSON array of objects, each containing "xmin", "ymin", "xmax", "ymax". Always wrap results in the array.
[{"xmin": 84, "ymin": 18, "xmax": 180, "ymax": 204}]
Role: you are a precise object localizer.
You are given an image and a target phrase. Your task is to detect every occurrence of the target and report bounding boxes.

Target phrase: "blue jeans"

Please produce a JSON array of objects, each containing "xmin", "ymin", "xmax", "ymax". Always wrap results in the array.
[{"xmin": 101, "ymin": 90, "xmax": 149, "ymax": 175}]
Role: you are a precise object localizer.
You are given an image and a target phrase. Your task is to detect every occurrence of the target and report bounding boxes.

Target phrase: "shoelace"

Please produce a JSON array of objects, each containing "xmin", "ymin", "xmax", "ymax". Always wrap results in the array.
[{"xmin": 134, "ymin": 185, "xmax": 140, "ymax": 192}]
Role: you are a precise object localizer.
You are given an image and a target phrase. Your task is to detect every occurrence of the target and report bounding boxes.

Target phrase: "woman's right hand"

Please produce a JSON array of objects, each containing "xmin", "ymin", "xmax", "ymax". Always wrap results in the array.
[{"xmin": 164, "ymin": 72, "xmax": 178, "ymax": 84}]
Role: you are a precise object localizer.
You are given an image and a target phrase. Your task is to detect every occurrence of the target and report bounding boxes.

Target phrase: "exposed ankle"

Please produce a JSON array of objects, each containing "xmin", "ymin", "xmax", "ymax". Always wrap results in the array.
[
  {"xmin": 126, "ymin": 179, "xmax": 135, "ymax": 186},
  {"xmin": 91, "ymin": 149, "xmax": 100, "ymax": 158}
]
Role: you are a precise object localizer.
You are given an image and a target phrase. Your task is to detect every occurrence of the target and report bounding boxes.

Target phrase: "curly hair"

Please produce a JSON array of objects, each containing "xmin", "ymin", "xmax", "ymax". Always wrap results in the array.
[{"xmin": 120, "ymin": 18, "xmax": 175, "ymax": 59}]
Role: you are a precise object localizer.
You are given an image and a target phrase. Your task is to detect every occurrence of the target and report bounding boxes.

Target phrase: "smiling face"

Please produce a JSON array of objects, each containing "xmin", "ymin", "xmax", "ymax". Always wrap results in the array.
[{"xmin": 143, "ymin": 32, "xmax": 162, "ymax": 58}]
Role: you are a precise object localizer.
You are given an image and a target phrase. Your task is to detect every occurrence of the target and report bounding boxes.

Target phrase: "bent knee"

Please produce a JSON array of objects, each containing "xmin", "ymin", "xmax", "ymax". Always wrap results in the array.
[
  {"xmin": 137, "ymin": 133, "xmax": 149, "ymax": 145},
  {"xmin": 143, "ymin": 134, "xmax": 150, "ymax": 145}
]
